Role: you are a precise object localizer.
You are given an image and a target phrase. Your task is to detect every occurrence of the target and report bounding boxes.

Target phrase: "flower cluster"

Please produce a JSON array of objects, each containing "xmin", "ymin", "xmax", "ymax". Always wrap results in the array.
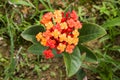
[{"xmin": 36, "ymin": 10, "xmax": 82, "ymax": 59}]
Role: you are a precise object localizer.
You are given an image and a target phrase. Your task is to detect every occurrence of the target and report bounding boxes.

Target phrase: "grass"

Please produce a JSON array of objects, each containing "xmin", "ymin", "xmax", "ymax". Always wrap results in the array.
[{"xmin": 0, "ymin": 0, "xmax": 120, "ymax": 80}]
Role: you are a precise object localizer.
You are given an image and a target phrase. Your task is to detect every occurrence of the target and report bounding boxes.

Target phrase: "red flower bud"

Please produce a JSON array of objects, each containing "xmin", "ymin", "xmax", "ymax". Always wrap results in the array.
[{"xmin": 43, "ymin": 49, "xmax": 54, "ymax": 59}]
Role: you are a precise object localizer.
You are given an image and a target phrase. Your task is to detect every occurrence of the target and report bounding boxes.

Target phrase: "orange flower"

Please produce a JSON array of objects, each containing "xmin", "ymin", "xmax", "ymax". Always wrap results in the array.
[
  {"xmin": 59, "ymin": 33, "xmax": 67, "ymax": 42},
  {"xmin": 40, "ymin": 18, "xmax": 50, "ymax": 24},
  {"xmin": 54, "ymin": 18, "xmax": 62, "ymax": 23},
  {"xmin": 66, "ymin": 44, "xmax": 75, "ymax": 54},
  {"xmin": 40, "ymin": 12, "xmax": 53, "ymax": 24},
  {"xmin": 72, "ymin": 29, "xmax": 79, "ymax": 38},
  {"xmin": 42, "ymin": 30, "xmax": 52, "ymax": 39},
  {"xmin": 41, "ymin": 37, "xmax": 47, "ymax": 46},
  {"xmin": 70, "ymin": 10, "xmax": 78, "ymax": 20},
  {"xmin": 53, "ymin": 23, "xmax": 62, "ymax": 32},
  {"xmin": 36, "ymin": 32, "xmax": 43, "ymax": 41},
  {"xmin": 54, "ymin": 10, "xmax": 62, "ymax": 18},
  {"xmin": 57, "ymin": 43, "xmax": 66, "ymax": 52},
  {"xmin": 74, "ymin": 20, "xmax": 82, "ymax": 29},
  {"xmin": 72, "ymin": 38, "xmax": 79, "ymax": 45},
  {"xmin": 45, "ymin": 21, "xmax": 53, "ymax": 29},
  {"xmin": 67, "ymin": 36, "xmax": 73, "ymax": 44},
  {"xmin": 60, "ymin": 22, "xmax": 68, "ymax": 29},
  {"xmin": 43, "ymin": 12, "xmax": 53, "ymax": 20},
  {"xmin": 52, "ymin": 29, "xmax": 60, "ymax": 39},
  {"xmin": 54, "ymin": 10, "xmax": 62, "ymax": 23},
  {"xmin": 46, "ymin": 39, "xmax": 56, "ymax": 48},
  {"xmin": 35, "ymin": 10, "xmax": 82, "ymax": 59},
  {"xmin": 67, "ymin": 19, "xmax": 75, "ymax": 28}
]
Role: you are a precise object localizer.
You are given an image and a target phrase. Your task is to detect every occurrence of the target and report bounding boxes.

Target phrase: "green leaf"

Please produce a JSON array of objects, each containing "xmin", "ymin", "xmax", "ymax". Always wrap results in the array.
[
  {"xmin": 64, "ymin": 3, "xmax": 73, "ymax": 13},
  {"xmin": 9, "ymin": 58, "xmax": 16, "ymax": 73},
  {"xmin": 63, "ymin": 47, "xmax": 81, "ymax": 77},
  {"xmin": 109, "ymin": 46, "xmax": 120, "ymax": 52},
  {"xmin": 80, "ymin": 52, "xmax": 86, "ymax": 62},
  {"xmin": 76, "ymin": 69, "xmax": 86, "ymax": 80},
  {"xmin": 10, "ymin": 0, "xmax": 35, "ymax": 8},
  {"xmin": 28, "ymin": 44, "xmax": 47, "ymax": 55},
  {"xmin": 113, "ymin": 75, "xmax": 120, "ymax": 80},
  {"xmin": 79, "ymin": 23, "xmax": 106, "ymax": 43},
  {"xmin": 21, "ymin": 25, "xmax": 44, "ymax": 43},
  {"xmin": 78, "ymin": 44, "xmax": 97, "ymax": 62},
  {"xmin": 39, "ymin": 0, "xmax": 49, "ymax": 9},
  {"xmin": 102, "ymin": 17, "xmax": 120, "ymax": 28}
]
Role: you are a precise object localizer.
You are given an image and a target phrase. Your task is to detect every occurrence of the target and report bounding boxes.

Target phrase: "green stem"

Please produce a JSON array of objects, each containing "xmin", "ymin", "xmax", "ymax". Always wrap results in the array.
[
  {"xmin": 39, "ymin": 0, "xmax": 49, "ymax": 9},
  {"xmin": 4, "ymin": 11, "xmax": 15, "ymax": 80}
]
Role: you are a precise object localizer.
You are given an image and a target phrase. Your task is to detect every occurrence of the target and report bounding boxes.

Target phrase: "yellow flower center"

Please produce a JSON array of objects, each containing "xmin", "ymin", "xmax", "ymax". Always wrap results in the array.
[
  {"xmin": 60, "ymin": 22, "xmax": 68, "ymax": 29},
  {"xmin": 72, "ymin": 38, "xmax": 79, "ymax": 45},
  {"xmin": 72, "ymin": 29, "xmax": 79, "ymax": 37},
  {"xmin": 67, "ymin": 36, "xmax": 73, "ymax": 44},
  {"xmin": 57, "ymin": 43, "xmax": 66, "ymax": 52},
  {"xmin": 54, "ymin": 10, "xmax": 62, "ymax": 23},
  {"xmin": 52, "ymin": 29, "xmax": 60, "ymax": 39},
  {"xmin": 59, "ymin": 33, "xmax": 67, "ymax": 42},
  {"xmin": 45, "ymin": 21, "xmax": 53, "ymax": 30},
  {"xmin": 36, "ymin": 32, "xmax": 43, "ymax": 41},
  {"xmin": 41, "ymin": 37, "xmax": 47, "ymax": 46}
]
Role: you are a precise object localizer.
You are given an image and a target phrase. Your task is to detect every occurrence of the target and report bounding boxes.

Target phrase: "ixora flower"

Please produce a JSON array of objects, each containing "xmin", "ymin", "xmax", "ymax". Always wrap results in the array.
[{"xmin": 35, "ymin": 10, "xmax": 82, "ymax": 59}]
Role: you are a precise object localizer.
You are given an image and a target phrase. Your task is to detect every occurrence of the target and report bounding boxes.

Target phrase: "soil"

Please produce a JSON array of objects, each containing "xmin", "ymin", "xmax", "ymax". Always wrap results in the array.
[
  {"xmin": 0, "ymin": 37, "xmax": 74, "ymax": 80},
  {"xmin": 0, "ymin": 37, "xmax": 99, "ymax": 80}
]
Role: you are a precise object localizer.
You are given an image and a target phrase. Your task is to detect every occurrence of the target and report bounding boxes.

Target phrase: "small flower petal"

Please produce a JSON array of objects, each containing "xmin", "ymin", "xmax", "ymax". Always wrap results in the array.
[
  {"xmin": 52, "ymin": 29, "xmax": 60, "ymax": 39},
  {"xmin": 60, "ymin": 22, "xmax": 68, "ymax": 29},
  {"xmin": 42, "ymin": 30, "xmax": 52, "ymax": 39},
  {"xmin": 70, "ymin": 10, "xmax": 78, "ymax": 20},
  {"xmin": 66, "ymin": 44, "xmax": 75, "ymax": 54},
  {"xmin": 43, "ymin": 49, "xmax": 54, "ymax": 59},
  {"xmin": 46, "ymin": 39, "xmax": 56, "ymax": 48},
  {"xmin": 74, "ymin": 20, "xmax": 82, "ymax": 29},
  {"xmin": 72, "ymin": 38, "xmax": 79, "ymax": 45},
  {"xmin": 45, "ymin": 21, "xmax": 53, "ymax": 30},
  {"xmin": 43, "ymin": 12, "xmax": 53, "ymax": 20},
  {"xmin": 57, "ymin": 43, "xmax": 66, "ymax": 52},
  {"xmin": 40, "ymin": 12, "xmax": 53, "ymax": 24},
  {"xmin": 41, "ymin": 37, "xmax": 47, "ymax": 46},
  {"xmin": 67, "ymin": 19, "xmax": 75, "ymax": 28},
  {"xmin": 36, "ymin": 32, "xmax": 43, "ymax": 41},
  {"xmin": 67, "ymin": 36, "xmax": 73, "ymax": 44},
  {"xmin": 72, "ymin": 29, "xmax": 79, "ymax": 37},
  {"xmin": 54, "ymin": 10, "xmax": 62, "ymax": 23},
  {"xmin": 59, "ymin": 33, "xmax": 67, "ymax": 42}
]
